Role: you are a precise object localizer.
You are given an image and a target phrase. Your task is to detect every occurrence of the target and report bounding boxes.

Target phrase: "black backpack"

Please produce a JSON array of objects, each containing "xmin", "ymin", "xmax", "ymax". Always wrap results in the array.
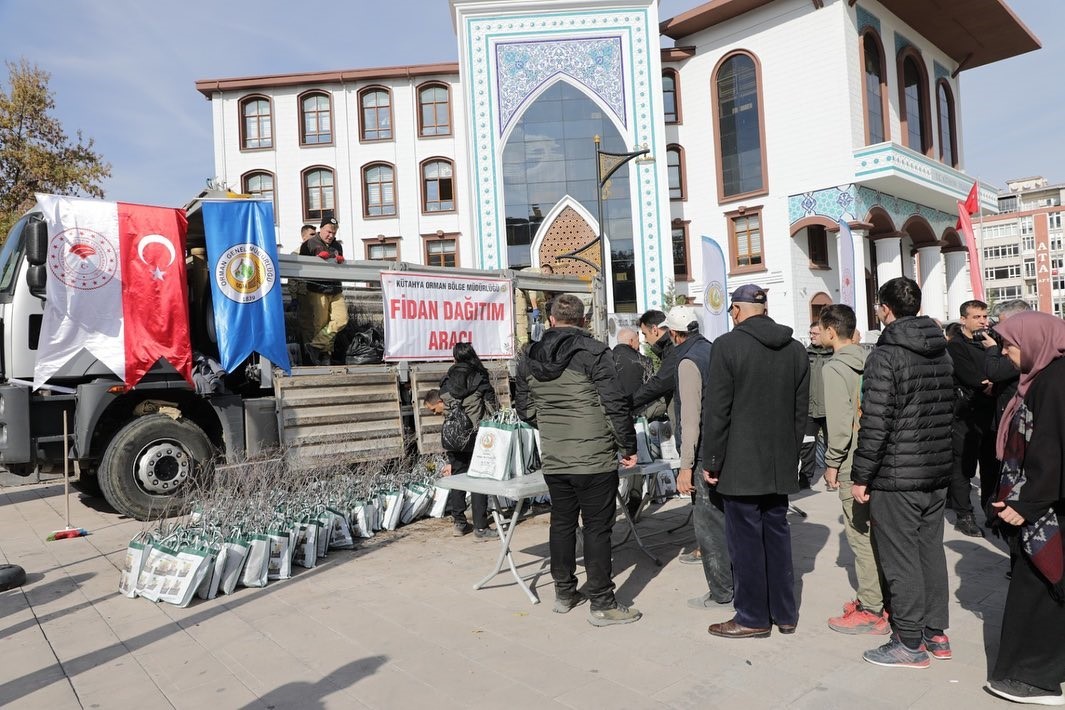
[{"xmin": 441, "ymin": 399, "xmax": 475, "ymax": 452}]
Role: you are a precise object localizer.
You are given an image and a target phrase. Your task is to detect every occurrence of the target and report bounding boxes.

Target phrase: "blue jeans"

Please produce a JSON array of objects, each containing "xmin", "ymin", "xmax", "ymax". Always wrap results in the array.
[
  {"xmin": 723, "ymin": 493, "xmax": 797, "ymax": 628},
  {"xmin": 693, "ymin": 472, "xmax": 733, "ymax": 602}
]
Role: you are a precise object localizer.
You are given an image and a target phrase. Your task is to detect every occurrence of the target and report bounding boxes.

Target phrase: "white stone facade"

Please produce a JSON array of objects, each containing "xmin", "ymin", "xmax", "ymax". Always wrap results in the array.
[{"xmin": 198, "ymin": 0, "xmax": 1036, "ymax": 326}]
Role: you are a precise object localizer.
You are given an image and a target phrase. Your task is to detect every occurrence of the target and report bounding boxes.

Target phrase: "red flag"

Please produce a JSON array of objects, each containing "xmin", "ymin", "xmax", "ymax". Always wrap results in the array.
[
  {"xmin": 955, "ymin": 181, "xmax": 979, "ymax": 229},
  {"xmin": 956, "ymin": 202, "xmax": 985, "ymax": 301},
  {"xmin": 118, "ymin": 203, "xmax": 193, "ymax": 387}
]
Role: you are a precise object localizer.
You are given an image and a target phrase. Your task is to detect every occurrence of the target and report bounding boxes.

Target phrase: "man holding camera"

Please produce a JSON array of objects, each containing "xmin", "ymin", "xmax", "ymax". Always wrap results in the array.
[{"xmin": 946, "ymin": 300, "xmax": 1014, "ymax": 536}]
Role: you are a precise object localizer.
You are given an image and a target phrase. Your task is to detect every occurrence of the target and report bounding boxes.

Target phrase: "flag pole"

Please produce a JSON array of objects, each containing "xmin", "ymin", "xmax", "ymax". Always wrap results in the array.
[{"xmin": 975, "ymin": 180, "xmax": 986, "ymax": 302}]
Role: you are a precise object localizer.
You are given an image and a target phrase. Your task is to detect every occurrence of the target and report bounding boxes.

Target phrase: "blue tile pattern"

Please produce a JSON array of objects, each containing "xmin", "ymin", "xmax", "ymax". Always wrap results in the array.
[{"xmin": 855, "ymin": 5, "xmax": 880, "ymax": 34}]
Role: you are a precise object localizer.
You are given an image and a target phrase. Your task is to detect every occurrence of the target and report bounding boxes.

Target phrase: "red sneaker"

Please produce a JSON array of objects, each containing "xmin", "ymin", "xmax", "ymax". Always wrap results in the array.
[
  {"xmin": 923, "ymin": 633, "xmax": 952, "ymax": 660},
  {"xmin": 828, "ymin": 606, "xmax": 891, "ymax": 635},
  {"xmin": 842, "ymin": 599, "xmax": 860, "ymax": 615}
]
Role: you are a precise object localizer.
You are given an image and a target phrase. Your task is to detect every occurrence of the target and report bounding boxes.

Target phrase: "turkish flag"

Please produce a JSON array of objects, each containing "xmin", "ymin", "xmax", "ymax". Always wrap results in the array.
[
  {"xmin": 119, "ymin": 203, "xmax": 192, "ymax": 387},
  {"xmin": 955, "ymin": 181, "xmax": 979, "ymax": 229},
  {"xmin": 957, "ymin": 202, "xmax": 985, "ymax": 301}
]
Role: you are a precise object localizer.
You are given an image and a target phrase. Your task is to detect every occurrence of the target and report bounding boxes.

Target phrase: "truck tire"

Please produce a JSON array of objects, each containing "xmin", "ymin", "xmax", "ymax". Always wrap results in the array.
[{"xmin": 98, "ymin": 414, "xmax": 213, "ymax": 521}]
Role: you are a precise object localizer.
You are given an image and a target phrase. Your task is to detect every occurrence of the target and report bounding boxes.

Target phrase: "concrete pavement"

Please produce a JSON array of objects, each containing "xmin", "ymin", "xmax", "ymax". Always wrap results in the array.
[{"xmin": 0, "ymin": 480, "xmax": 1018, "ymax": 709}]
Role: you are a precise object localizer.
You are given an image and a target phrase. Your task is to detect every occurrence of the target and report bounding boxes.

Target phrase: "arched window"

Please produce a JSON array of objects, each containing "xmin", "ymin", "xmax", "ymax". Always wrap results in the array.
[
  {"xmin": 662, "ymin": 70, "xmax": 680, "ymax": 124},
  {"xmin": 666, "ymin": 145, "xmax": 685, "ymax": 201},
  {"xmin": 859, "ymin": 30, "xmax": 888, "ymax": 145},
  {"xmin": 299, "ymin": 92, "xmax": 332, "ymax": 145},
  {"xmin": 302, "ymin": 167, "xmax": 335, "ymax": 221},
  {"xmin": 360, "ymin": 87, "xmax": 393, "ymax": 141},
  {"xmin": 363, "ymin": 163, "xmax": 396, "ymax": 217},
  {"xmin": 421, "ymin": 159, "xmax": 455, "ymax": 212},
  {"xmin": 713, "ymin": 51, "xmax": 767, "ymax": 201},
  {"xmin": 242, "ymin": 170, "xmax": 276, "ymax": 222},
  {"xmin": 239, "ymin": 96, "xmax": 272, "ymax": 150},
  {"xmin": 936, "ymin": 80, "xmax": 958, "ymax": 167},
  {"xmin": 418, "ymin": 83, "xmax": 451, "ymax": 137},
  {"xmin": 897, "ymin": 49, "xmax": 931, "ymax": 155}
]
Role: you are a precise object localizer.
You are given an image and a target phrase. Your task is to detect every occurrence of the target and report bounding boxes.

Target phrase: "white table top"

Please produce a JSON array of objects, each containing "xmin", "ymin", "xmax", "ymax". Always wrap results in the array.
[{"xmin": 434, "ymin": 460, "xmax": 673, "ymax": 498}]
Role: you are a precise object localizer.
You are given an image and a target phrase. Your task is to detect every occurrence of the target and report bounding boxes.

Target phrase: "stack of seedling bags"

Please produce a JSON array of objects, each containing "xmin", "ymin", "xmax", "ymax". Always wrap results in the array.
[{"xmin": 119, "ymin": 453, "xmax": 454, "ymax": 606}]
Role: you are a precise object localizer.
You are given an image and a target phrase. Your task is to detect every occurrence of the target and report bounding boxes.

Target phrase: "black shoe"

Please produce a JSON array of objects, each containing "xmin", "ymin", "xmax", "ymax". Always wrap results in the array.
[
  {"xmin": 954, "ymin": 514, "xmax": 984, "ymax": 538},
  {"xmin": 986, "ymin": 678, "xmax": 1065, "ymax": 705}
]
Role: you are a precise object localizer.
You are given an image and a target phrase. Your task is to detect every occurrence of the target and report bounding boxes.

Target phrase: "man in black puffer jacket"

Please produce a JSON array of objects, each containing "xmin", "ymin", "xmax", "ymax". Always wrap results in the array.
[
  {"xmin": 851, "ymin": 277, "xmax": 954, "ymax": 669},
  {"xmin": 515, "ymin": 294, "xmax": 639, "ymax": 626}
]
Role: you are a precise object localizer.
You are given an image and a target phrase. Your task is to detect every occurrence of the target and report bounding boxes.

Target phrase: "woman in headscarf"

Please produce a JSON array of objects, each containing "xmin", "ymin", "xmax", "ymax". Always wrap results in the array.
[{"xmin": 985, "ymin": 311, "xmax": 1065, "ymax": 706}]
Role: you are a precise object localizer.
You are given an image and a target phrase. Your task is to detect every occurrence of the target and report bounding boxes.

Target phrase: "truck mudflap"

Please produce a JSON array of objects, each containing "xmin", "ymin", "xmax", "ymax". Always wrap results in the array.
[
  {"xmin": 274, "ymin": 365, "xmax": 404, "ymax": 469},
  {"xmin": 0, "ymin": 384, "xmax": 32, "ymax": 465}
]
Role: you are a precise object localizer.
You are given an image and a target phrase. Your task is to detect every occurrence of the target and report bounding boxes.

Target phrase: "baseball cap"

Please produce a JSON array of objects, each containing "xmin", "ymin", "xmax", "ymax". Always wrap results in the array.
[
  {"xmin": 664, "ymin": 305, "xmax": 699, "ymax": 332},
  {"xmin": 731, "ymin": 284, "xmax": 767, "ymax": 304},
  {"xmin": 320, "ymin": 216, "xmax": 339, "ymax": 229}
]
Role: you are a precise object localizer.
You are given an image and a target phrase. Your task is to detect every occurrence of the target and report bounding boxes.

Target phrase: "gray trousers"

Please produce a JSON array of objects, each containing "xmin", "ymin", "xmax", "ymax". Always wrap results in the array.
[
  {"xmin": 694, "ymin": 471, "xmax": 734, "ymax": 603},
  {"xmin": 870, "ymin": 488, "xmax": 949, "ymax": 641}
]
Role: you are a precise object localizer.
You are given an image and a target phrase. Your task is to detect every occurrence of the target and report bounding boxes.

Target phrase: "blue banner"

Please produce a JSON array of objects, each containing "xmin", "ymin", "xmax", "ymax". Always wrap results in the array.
[
  {"xmin": 202, "ymin": 200, "xmax": 291, "ymax": 374},
  {"xmin": 700, "ymin": 236, "xmax": 729, "ymax": 341}
]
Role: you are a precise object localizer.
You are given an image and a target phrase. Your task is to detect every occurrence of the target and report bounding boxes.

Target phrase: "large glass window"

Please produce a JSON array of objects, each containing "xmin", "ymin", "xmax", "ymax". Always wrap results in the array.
[
  {"xmin": 300, "ymin": 92, "xmax": 332, "ymax": 145},
  {"xmin": 363, "ymin": 163, "xmax": 396, "ymax": 217},
  {"xmin": 899, "ymin": 52, "xmax": 930, "ymax": 154},
  {"xmin": 715, "ymin": 52, "xmax": 765, "ymax": 200},
  {"xmin": 360, "ymin": 88, "xmax": 393, "ymax": 141},
  {"xmin": 418, "ymin": 83, "xmax": 450, "ymax": 136},
  {"xmin": 500, "ymin": 82, "xmax": 636, "ymax": 310},
  {"xmin": 422, "ymin": 159, "xmax": 455, "ymax": 212},
  {"xmin": 937, "ymin": 80, "xmax": 957, "ymax": 167},
  {"xmin": 861, "ymin": 32, "xmax": 887, "ymax": 145},
  {"xmin": 240, "ymin": 96, "xmax": 272, "ymax": 149},
  {"xmin": 302, "ymin": 167, "xmax": 335, "ymax": 221}
]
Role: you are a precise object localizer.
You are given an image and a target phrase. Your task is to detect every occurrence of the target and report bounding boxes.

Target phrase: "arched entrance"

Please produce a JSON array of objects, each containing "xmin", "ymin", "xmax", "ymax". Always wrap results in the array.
[
  {"xmin": 809, "ymin": 291, "xmax": 833, "ymax": 324},
  {"xmin": 533, "ymin": 197, "xmax": 600, "ymax": 280},
  {"xmin": 501, "ymin": 80, "xmax": 636, "ymax": 311}
]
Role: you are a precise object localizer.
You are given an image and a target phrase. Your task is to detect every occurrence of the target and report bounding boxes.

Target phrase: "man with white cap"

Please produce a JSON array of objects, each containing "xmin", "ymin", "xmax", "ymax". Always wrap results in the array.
[{"xmin": 664, "ymin": 305, "xmax": 734, "ymax": 610}]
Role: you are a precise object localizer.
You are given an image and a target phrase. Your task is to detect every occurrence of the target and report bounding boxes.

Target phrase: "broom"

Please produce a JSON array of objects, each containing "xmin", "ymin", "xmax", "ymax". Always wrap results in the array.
[{"xmin": 47, "ymin": 411, "xmax": 89, "ymax": 541}]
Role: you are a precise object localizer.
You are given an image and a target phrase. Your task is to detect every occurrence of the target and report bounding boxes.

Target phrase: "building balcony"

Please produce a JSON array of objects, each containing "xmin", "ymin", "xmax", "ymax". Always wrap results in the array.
[{"xmin": 853, "ymin": 142, "xmax": 998, "ymax": 216}]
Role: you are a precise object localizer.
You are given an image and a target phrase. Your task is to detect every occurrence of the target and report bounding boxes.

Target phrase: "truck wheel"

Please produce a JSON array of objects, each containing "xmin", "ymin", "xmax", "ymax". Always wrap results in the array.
[{"xmin": 98, "ymin": 414, "xmax": 214, "ymax": 521}]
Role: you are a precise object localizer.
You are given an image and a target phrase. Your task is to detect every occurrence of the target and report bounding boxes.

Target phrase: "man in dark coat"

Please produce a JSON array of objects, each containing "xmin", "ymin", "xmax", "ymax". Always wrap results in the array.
[
  {"xmin": 631, "ymin": 309, "xmax": 676, "ymax": 417},
  {"xmin": 298, "ymin": 216, "xmax": 348, "ymax": 364},
  {"xmin": 851, "ymin": 277, "xmax": 954, "ymax": 669},
  {"xmin": 515, "ymin": 294, "xmax": 640, "ymax": 626},
  {"xmin": 611, "ymin": 327, "xmax": 650, "ymax": 401},
  {"xmin": 947, "ymin": 299, "xmax": 1013, "ymax": 537},
  {"xmin": 701, "ymin": 284, "xmax": 809, "ymax": 639}
]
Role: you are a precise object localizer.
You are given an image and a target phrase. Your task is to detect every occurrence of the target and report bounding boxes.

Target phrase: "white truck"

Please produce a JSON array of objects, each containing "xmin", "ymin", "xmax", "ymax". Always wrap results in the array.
[{"xmin": 0, "ymin": 192, "xmax": 604, "ymax": 519}]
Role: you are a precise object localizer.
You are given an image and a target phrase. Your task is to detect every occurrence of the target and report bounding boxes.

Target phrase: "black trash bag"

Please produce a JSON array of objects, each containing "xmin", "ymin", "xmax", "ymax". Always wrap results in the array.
[{"xmin": 345, "ymin": 324, "xmax": 384, "ymax": 365}]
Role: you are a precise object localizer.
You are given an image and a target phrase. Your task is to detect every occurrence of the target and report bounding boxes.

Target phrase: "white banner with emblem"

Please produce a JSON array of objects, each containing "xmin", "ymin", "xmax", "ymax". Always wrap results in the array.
[{"xmin": 380, "ymin": 271, "xmax": 515, "ymax": 360}]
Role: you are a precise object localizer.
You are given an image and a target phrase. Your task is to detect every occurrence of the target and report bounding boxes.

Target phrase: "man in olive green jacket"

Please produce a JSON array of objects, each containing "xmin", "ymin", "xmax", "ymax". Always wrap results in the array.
[
  {"xmin": 515, "ymin": 294, "xmax": 639, "ymax": 626},
  {"xmin": 819, "ymin": 304, "xmax": 888, "ymax": 635}
]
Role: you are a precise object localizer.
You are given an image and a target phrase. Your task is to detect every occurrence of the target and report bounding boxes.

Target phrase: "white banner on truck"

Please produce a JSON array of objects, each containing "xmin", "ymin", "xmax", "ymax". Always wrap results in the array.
[{"xmin": 381, "ymin": 271, "xmax": 515, "ymax": 360}]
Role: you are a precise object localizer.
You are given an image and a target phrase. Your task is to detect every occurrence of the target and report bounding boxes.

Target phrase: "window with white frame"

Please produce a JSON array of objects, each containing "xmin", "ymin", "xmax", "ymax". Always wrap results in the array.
[
  {"xmin": 1021, "ymin": 216, "xmax": 1034, "ymax": 235},
  {"xmin": 1024, "ymin": 259, "xmax": 1036, "ymax": 279},
  {"xmin": 1049, "ymin": 212, "xmax": 1063, "ymax": 230},
  {"xmin": 982, "ymin": 244, "xmax": 1020, "ymax": 261},
  {"xmin": 988, "ymin": 286, "xmax": 1023, "ymax": 301},
  {"xmin": 985, "ymin": 264, "xmax": 1021, "ymax": 281},
  {"xmin": 980, "ymin": 222, "xmax": 1018, "ymax": 239},
  {"xmin": 1053, "ymin": 235, "xmax": 1064, "ymax": 251},
  {"xmin": 1022, "ymin": 235, "xmax": 1035, "ymax": 252}
]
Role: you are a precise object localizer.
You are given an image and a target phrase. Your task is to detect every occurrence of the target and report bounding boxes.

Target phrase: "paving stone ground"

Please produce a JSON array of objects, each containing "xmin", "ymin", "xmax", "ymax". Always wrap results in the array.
[{"xmin": 0, "ymin": 479, "xmax": 1020, "ymax": 709}]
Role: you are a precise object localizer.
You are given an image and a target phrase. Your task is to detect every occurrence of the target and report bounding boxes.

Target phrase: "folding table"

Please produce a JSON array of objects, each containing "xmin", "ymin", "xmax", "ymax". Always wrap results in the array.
[{"xmin": 434, "ymin": 461, "xmax": 672, "ymax": 604}]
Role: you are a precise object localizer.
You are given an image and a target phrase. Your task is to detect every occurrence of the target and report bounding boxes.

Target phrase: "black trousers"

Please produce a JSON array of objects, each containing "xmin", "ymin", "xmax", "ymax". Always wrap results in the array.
[
  {"xmin": 446, "ymin": 450, "xmax": 488, "ymax": 529},
  {"xmin": 799, "ymin": 416, "xmax": 828, "ymax": 486},
  {"xmin": 544, "ymin": 470, "xmax": 619, "ymax": 611},
  {"xmin": 992, "ymin": 535, "xmax": 1065, "ymax": 690},
  {"xmin": 948, "ymin": 413, "xmax": 1000, "ymax": 518},
  {"xmin": 722, "ymin": 493, "xmax": 796, "ymax": 628},
  {"xmin": 869, "ymin": 488, "xmax": 949, "ymax": 642}
]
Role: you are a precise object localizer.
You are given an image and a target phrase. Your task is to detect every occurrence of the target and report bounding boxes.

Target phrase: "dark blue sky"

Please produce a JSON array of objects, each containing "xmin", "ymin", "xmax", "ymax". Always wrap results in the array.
[{"xmin": 0, "ymin": 0, "xmax": 1057, "ymax": 207}]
